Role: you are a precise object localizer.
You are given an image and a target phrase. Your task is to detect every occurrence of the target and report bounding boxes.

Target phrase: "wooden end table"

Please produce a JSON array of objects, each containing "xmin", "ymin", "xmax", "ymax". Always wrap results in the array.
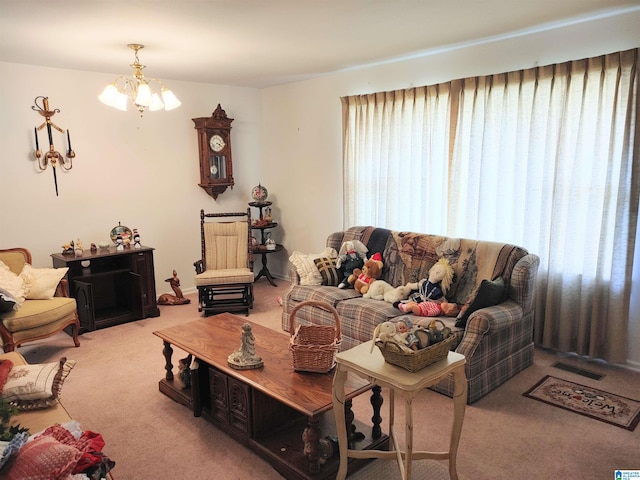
[{"xmin": 332, "ymin": 342, "xmax": 467, "ymax": 480}]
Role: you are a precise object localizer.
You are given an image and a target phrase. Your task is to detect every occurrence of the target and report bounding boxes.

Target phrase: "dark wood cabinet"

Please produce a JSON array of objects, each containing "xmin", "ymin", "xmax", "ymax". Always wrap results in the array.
[
  {"xmin": 195, "ymin": 361, "xmax": 302, "ymax": 446},
  {"xmin": 51, "ymin": 246, "xmax": 159, "ymax": 333}
]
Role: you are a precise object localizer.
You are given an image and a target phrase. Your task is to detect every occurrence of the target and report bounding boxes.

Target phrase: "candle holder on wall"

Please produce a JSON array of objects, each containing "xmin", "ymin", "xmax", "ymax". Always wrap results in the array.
[{"xmin": 32, "ymin": 96, "xmax": 75, "ymax": 196}]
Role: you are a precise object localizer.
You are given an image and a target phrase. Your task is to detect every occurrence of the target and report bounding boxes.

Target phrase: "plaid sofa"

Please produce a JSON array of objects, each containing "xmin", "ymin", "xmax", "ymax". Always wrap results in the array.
[{"xmin": 282, "ymin": 226, "xmax": 540, "ymax": 404}]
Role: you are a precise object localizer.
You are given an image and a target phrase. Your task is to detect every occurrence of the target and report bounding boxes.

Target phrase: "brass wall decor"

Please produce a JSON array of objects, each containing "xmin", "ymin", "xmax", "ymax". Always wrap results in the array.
[{"xmin": 32, "ymin": 96, "xmax": 75, "ymax": 196}]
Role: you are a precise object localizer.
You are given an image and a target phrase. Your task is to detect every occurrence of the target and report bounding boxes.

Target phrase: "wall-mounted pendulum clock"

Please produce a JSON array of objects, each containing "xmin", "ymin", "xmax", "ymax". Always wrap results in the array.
[{"xmin": 193, "ymin": 104, "xmax": 234, "ymax": 200}]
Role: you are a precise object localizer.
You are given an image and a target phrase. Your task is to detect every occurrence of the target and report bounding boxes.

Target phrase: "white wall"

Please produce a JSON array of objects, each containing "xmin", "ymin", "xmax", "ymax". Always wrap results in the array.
[
  {"xmin": 0, "ymin": 62, "xmax": 262, "ymax": 299},
  {"xmin": 259, "ymin": 10, "xmax": 640, "ymax": 366}
]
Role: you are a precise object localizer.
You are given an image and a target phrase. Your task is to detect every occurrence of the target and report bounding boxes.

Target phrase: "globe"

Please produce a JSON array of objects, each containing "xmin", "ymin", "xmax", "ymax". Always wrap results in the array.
[{"xmin": 251, "ymin": 184, "xmax": 268, "ymax": 202}]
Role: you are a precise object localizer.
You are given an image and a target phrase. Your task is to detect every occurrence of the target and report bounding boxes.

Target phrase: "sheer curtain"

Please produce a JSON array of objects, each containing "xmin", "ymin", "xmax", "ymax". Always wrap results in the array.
[
  {"xmin": 342, "ymin": 49, "xmax": 639, "ymax": 364},
  {"xmin": 341, "ymin": 85, "xmax": 452, "ymax": 233}
]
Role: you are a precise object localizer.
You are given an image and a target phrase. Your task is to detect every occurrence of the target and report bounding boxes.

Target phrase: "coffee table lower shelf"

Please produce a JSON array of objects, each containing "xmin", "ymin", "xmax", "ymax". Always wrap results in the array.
[
  {"xmin": 158, "ymin": 375, "xmax": 389, "ymax": 480},
  {"xmin": 250, "ymin": 412, "xmax": 389, "ymax": 480}
]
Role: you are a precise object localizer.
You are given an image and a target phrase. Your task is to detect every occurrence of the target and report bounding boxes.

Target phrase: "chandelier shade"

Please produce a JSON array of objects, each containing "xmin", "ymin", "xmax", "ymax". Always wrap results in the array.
[{"xmin": 99, "ymin": 44, "xmax": 181, "ymax": 116}]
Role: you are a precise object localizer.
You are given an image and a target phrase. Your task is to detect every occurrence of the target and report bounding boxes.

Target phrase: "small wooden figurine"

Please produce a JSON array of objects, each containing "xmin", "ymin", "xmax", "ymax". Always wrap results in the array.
[{"xmin": 157, "ymin": 270, "xmax": 190, "ymax": 305}]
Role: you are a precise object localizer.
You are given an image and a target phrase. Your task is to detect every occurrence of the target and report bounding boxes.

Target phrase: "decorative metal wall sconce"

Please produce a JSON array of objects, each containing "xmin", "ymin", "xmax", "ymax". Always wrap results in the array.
[{"xmin": 32, "ymin": 96, "xmax": 75, "ymax": 196}]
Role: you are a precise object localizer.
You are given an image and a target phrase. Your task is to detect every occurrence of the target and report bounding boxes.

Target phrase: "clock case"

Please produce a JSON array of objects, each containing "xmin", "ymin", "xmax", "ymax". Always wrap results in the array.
[{"xmin": 193, "ymin": 104, "xmax": 235, "ymax": 200}]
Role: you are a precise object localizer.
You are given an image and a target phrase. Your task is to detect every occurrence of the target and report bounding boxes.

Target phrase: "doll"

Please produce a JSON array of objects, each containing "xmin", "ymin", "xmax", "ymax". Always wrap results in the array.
[
  {"xmin": 396, "ymin": 258, "xmax": 458, "ymax": 317},
  {"xmin": 396, "ymin": 317, "xmax": 420, "ymax": 350},
  {"xmin": 336, "ymin": 240, "xmax": 368, "ymax": 289}
]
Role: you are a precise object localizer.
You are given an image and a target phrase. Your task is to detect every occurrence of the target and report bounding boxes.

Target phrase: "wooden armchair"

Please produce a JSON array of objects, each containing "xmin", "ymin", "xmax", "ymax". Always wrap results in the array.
[
  {"xmin": 0, "ymin": 248, "xmax": 80, "ymax": 352},
  {"xmin": 193, "ymin": 209, "xmax": 254, "ymax": 316}
]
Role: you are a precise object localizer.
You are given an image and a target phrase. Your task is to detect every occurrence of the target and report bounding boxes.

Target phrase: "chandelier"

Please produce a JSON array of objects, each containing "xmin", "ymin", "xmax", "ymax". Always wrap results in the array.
[{"xmin": 98, "ymin": 44, "xmax": 181, "ymax": 116}]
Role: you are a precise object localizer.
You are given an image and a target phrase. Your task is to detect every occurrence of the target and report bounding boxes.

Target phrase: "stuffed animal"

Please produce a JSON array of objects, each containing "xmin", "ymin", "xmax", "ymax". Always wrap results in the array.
[
  {"xmin": 349, "ymin": 252, "xmax": 383, "ymax": 295},
  {"xmin": 384, "ymin": 283, "xmax": 414, "ymax": 304},
  {"xmin": 362, "ymin": 279, "xmax": 392, "ymax": 300},
  {"xmin": 370, "ymin": 321, "xmax": 412, "ymax": 353},
  {"xmin": 363, "ymin": 280, "xmax": 414, "ymax": 304},
  {"xmin": 335, "ymin": 240, "xmax": 368, "ymax": 289},
  {"xmin": 396, "ymin": 258, "xmax": 458, "ymax": 317}
]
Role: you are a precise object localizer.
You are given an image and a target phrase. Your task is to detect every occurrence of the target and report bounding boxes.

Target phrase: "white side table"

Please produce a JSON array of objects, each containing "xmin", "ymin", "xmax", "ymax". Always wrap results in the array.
[{"xmin": 332, "ymin": 341, "xmax": 467, "ymax": 480}]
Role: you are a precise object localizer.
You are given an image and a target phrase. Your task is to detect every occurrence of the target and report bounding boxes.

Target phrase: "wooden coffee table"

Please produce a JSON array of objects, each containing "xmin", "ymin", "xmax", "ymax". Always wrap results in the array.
[{"xmin": 153, "ymin": 313, "xmax": 388, "ymax": 480}]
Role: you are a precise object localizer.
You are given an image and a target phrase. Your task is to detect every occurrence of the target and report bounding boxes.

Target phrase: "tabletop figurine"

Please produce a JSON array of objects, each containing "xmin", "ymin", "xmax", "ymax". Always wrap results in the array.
[
  {"xmin": 228, "ymin": 323, "xmax": 263, "ymax": 370},
  {"xmin": 115, "ymin": 233, "xmax": 124, "ymax": 251},
  {"xmin": 133, "ymin": 228, "xmax": 141, "ymax": 249},
  {"xmin": 74, "ymin": 239, "xmax": 84, "ymax": 257},
  {"xmin": 157, "ymin": 270, "xmax": 190, "ymax": 305}
]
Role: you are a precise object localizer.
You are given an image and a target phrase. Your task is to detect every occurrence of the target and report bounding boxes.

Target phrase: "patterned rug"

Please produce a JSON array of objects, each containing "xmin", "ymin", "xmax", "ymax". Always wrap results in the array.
[{"xmin": 524, "ymin": 375, "xmax": 640, "ymax": 431}]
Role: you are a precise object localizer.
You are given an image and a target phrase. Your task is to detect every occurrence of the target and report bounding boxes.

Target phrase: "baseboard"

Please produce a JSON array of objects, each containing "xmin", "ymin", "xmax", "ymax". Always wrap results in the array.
[{"xmin": 625, "ymin": 359, "xmax": 640, "ymax": 372}]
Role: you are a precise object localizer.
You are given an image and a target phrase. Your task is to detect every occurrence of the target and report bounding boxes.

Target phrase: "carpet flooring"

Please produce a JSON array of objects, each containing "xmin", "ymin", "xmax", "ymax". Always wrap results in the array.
[
  {"xmin": 524, "ymin": 375, "xmax": 640, "ymax": 431},
  {"xmin": 15, "ymin": 279, "xmax": 640, "ymax": 479}
]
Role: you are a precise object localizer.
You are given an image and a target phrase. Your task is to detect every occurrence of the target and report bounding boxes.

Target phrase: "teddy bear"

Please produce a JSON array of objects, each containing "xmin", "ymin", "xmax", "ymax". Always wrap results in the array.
[
  {"xmin": 335, "ymin": 240, "xmax": 368, "ymax": 289},
  {"xmin": 349, "ymin": 252, "xmax": 383, "ymax": 295},
  {"xmin": 395, "ymin": 258, "xmax": 459, "ymax": 317}
]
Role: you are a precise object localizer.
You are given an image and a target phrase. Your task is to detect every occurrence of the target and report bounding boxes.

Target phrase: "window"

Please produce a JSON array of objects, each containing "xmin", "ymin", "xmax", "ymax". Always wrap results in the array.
[{"xmin": 342, "ymin": 49, "xmax": 639, "ymax": 363}]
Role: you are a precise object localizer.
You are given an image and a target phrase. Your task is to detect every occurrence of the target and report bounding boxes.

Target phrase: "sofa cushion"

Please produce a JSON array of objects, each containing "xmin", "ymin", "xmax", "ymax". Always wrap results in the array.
[
  {"xmin": 287, "ymin": 285, "xmax": 360, "ymax": 308},
  {"xmin": 289, "ymin": 248, "xmax": 338, "ymax": 285},
  {"xmin": 194, "ymin": 268, "xmax": 254, "ymax": 286},
  {"xmin": 313, "ymin": 257, "xmax": 342, "ymax": 286},
  {"xmin": 455, "ymin": 277, "xmax": 507, "ymax": 327},
  {"xmin": 19, "ymin": 264, "xmax": 68, "ymax": 300},
  {"xmin": 0, "ymin": 262, "xmax": 27, "ymax": 308},
  {"xmin": 382, "ymin": 232, "xmax": 527, "ymax": 307},
  {"xmin": 1, "ymin": 297, "xmax": 77, "ymax": 332}
]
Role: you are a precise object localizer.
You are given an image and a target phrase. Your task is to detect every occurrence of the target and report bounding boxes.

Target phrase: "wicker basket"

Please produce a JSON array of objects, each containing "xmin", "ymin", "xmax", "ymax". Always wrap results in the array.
[
  {"xmin": 288, "ymin": 300, "xmax": 342, "ymax": 373},
  {"xmin": 375, "ymin": 329, "xmax": 456, "ymax": 373}
]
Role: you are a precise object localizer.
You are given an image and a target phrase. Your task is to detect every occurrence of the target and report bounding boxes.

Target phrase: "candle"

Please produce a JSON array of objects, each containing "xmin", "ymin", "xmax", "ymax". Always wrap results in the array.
[
  {"xmin": 46, "ymin": 123, "xmax": 53, "ymax": 147},
  {"xmin": 34, "ymin": 127, "xmax": 39, "ymax": 150},
  {"xmin": 66, "ymin": 129, "xmax": 72, "ymax": 151}
]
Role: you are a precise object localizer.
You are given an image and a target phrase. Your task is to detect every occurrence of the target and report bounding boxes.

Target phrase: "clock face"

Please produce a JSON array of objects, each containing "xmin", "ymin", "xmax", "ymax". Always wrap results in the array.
[{"xmin": 209, "ymin": 134, "xmax": 226, "ymax": 152}]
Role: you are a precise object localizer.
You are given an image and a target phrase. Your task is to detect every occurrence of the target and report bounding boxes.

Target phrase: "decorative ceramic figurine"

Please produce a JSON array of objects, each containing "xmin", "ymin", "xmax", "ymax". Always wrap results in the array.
[
  {"xmin": 228, "ymin": 323, "xmax": 263, "ymax": 370},
  {"xmin": 74, "ymin": 239, "xmax": 83, "ymax": 257},
  {"xmin": 115, "ymin": 234, "xmax": 124, "ymax": 251},
  {"xmin": 133, "ymin": 228, "xmax": 141, "ymax": 249},
  {"xmin": 251, "ymin": 183, "xmax": 268, "ymax": 203},
  {"xmin": 265, "ymin": 232, "xmax": 276, "ymax": 250}
]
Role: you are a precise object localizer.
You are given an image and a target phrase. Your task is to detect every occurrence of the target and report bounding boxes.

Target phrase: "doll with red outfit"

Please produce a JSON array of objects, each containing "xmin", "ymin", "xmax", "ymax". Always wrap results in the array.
[{"xmin": 395, "ymin": 258, "xmax": 459, "ymax": 317}]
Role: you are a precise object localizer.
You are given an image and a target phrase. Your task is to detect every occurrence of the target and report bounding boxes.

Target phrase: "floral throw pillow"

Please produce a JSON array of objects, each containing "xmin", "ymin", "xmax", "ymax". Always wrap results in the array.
[{"xmin": 2, "ymin": 358, "xmax": 75, "ymax": 410}]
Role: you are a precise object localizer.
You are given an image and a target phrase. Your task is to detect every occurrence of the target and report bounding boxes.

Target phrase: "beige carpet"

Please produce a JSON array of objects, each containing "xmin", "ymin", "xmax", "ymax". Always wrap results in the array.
[{"xmin": 16, "ymin": 279, "xmax": 640, "ymax": 480}]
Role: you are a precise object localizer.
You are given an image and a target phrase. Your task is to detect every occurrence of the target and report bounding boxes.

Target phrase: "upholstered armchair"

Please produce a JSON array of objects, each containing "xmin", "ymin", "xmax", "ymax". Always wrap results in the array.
[{"xmin": 0, "ymin": 247, "xmax": 80, "ymax": 352}]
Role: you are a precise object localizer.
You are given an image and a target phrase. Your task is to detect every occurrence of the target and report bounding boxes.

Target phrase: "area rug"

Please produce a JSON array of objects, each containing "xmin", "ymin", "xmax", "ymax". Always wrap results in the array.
[{"xmin": 524, "ymin": 375, "xmax": 640, "ymax": 431}]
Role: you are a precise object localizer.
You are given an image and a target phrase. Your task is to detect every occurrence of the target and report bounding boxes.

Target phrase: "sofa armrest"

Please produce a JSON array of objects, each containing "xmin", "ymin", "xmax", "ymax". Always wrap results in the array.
[
  {"xmin": 54, "ymin": 278, "xmax": 70, "ymax": 297},
  {"xmin": 465, "ymin": 301, "xmax": 524, "ymax": 334},
  {"xmin": 455, "ymin": 300, "xmax": 523, "ymax": 357},
  {"xmin": 509, "ymin": 253, "xmax": 540, "ymax": 313},
  {"xmin": 287, "ymin": 266, "xmax": 301, "ymax": 286}
]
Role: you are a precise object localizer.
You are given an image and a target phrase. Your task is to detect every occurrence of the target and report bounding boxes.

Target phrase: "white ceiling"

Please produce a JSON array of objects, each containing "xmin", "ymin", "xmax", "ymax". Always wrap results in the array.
[{"xmin": 1, "ymin": 0, "xmax": 639, "ymax": 88}]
